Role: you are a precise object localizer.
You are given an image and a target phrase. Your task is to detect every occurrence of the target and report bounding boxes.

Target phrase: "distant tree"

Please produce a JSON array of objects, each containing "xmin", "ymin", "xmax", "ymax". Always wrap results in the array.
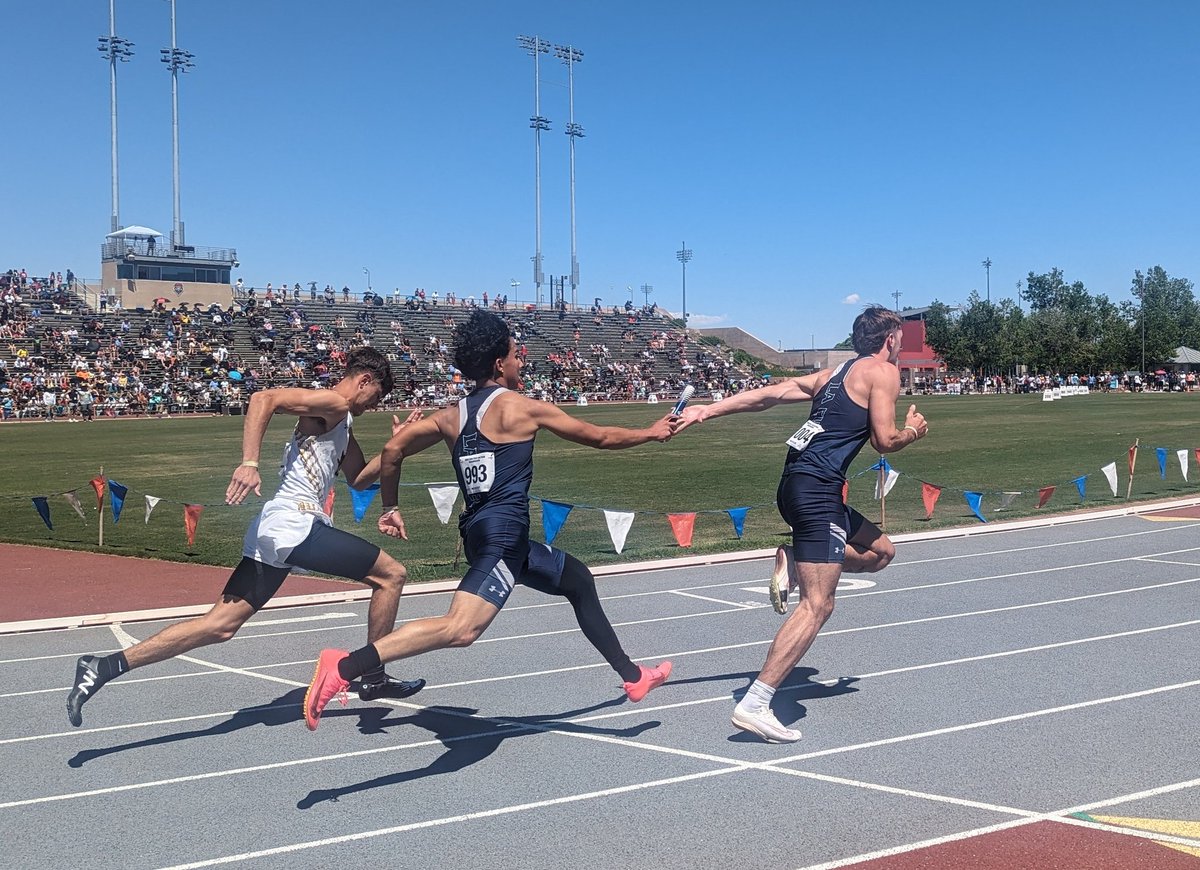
[
  {"xmin": 833, "ymin": 335, "xmax": 854, "ymax": 349},
  {"xmin": 1128, "ymin": 266, "xmax": 1197, "ymax": 368}
]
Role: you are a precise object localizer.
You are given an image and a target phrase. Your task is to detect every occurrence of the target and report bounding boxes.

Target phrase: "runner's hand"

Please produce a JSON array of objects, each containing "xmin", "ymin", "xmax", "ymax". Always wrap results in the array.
[
  {"xmin": 904, "ymin": 404, "xmax": 928, "ymax": 439},
  {"xmin": 391, "ymin": 409, "xmax": 423, "ymax": 436},
  {"xmin": 671, "ymin": 405, "xmax": 707, "ymax": 435},
  {"xmin": 226, "ymin": 465, "xmax": 261, "ymax": 505},
  {"xmin": 377, "ymin": 509, "xmax": 408, "ymax": 540}
]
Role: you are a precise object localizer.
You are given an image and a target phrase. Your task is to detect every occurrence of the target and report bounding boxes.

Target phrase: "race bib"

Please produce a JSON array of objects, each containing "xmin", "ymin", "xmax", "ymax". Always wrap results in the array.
[
  {"xmin": 786, "ymin": 419, "xmax": 824, "ymax": 453},
  {"xmin": 458, "ymin": 452, "xmax": 495, "ymax": 495}
]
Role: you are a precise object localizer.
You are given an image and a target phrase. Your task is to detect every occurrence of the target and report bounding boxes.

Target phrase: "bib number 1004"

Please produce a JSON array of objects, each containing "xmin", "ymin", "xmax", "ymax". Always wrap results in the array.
[{"xmin": 459, "ymin": 452, "xmax": 495, "ymax": 494}]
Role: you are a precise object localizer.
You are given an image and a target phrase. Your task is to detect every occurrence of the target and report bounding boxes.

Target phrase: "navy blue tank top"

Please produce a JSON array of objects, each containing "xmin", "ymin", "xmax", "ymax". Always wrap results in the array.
[
  {"xmin": 451, "ymin": 386, "xmax": 534, "ymax": 532},
  {"xmin": 783, "ymin": 355, "xmax": 872, "ymax": 484}
]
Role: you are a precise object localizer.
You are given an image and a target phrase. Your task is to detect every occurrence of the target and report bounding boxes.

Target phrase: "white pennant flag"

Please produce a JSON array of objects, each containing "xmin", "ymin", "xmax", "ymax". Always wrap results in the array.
[
  {"xmin": 427, "ymin": 485, "xmax": 459, "ymax": 525},
  {"xmin": 63, "ymin": 490, "xmax": 87, "ymax": 522},
  {"xmin": 1100, "ymin": 462, "xmax": 1118, "ymax": 496},
  {"xmin": 874, "ymin": 469, "xmax": 899, "ymax": 499},
  {"xmin": 1178, "ymin": 449, "xmax": 1189, "ymax": 482},
  {"xmin": 603, "ymin": 510, "xmax": 636, "ymax": 554},
  {"xmin": 996, "ymin": 492, "xmax": 1020, "ymax": 511},
  {"xmin": 145, "ymin": 495, "xmax": 162, "ymax": 524}
]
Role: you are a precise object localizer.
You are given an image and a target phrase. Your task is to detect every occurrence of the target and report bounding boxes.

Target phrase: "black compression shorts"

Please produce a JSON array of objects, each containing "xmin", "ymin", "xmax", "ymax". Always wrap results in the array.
[
  {"xmin": 459, "ymin": 514, "xmax": 567, "ymax": 609},
  {"xmin": 776, "ymin": 472, "xmax": 866, "ymax": 565}
]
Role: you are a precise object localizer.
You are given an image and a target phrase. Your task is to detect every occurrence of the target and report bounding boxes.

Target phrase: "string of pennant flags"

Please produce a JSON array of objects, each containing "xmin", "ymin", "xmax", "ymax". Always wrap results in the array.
[{"xmin": 14, "ymin": 441, "xmax": 1199, "ymax": 552}]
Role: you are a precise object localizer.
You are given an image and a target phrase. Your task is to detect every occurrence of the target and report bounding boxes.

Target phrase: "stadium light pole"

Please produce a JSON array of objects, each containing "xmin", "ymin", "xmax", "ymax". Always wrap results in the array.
[
  {"xmin": 676, "ymin": 242, "xmax": 693, "ymax": 329},
  {"xmin": 555, "ymin": 43, "xmax": 584, "ymax": 310},
  {"xmin": 98, "ymin": 0, "xmax": 134, "ymax": 234},
  {"xmin": 363, "ymin": 267, "xmax": 371, "ymax": 294},
  {"xmin": 161, "ymin": 0, "xmax": 195, "ymax": 249},
  {"xmin": 517, "ymin": 36, "xmax": 551, "ymax": 305},
  {"xmin": 982, "ymin": 257, "xmax": 992, "ymax": 303},
  {"xmin": 640, "ymin": 283, "xmax": 653, "ymax": 306}
]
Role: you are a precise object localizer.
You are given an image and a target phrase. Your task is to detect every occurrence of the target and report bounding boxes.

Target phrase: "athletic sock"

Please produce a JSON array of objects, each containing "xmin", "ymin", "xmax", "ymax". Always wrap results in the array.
[
  {"xmin": 738, "ymin": 679, "xmax": 776, "ymax": 713},
  {"xmin": 337, "ymin": 645, "xmax": 381, "ymax": 682},
  {"xmin": 96, "ymin": 651, "xmax": 129, "ymax": 683}
]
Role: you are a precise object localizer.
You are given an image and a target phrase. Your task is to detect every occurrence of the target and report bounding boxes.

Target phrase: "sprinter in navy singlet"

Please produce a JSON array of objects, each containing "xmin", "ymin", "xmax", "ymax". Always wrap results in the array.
[
  {"xmin": 303, "ymin": 310, "xmax": 679, "ymax": 730},
  {"xmin": 673, "ymin": 306, "xmax": 928, "ymax": 744}
]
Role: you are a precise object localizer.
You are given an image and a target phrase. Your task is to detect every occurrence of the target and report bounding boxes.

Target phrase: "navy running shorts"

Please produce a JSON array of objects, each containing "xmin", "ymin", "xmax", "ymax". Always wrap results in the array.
[
  {"xmin": 776, "ymin": 472, "xmax": 866, "ymax": 565},
  {"xmin": 459, "ymin": 514, "xmax": 567, "ymax": 609}
]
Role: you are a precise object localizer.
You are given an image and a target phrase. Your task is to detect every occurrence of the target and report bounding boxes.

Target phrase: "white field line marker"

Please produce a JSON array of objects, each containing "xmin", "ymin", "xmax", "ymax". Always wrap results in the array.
[
  {"xmin": 242, "ymin": 612, "xmax": 355, "ymax": 627},
  {"xmin": 669, "ymin": 590, "xmax": 760, "ymax": 609}
]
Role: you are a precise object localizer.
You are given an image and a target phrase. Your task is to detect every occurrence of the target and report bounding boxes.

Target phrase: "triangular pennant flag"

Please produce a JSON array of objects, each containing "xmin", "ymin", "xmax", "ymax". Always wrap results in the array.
[
  {"xmin": 1195, "ymin": 448, "xmax": 1200, "ymax": 467},
  {"xmin": 90, "ymin": 475, "xmax": 106, "ymax": 510},
  {"xmin": 183, "ymin": 504, "xmax": 204, "ymax": 546},
  {"xmin": 1156, "ymin": 447, "xmax": 1168, "ymax": 479},
  {"xmin": 667, "ymin": 512, "xmax": 697, "ymax": 547},
  {"xmin": 875, "ymin": 468, "xmax": 899, "ymax": 499},
  {"xmin": 323, "ymin": 487, "xmax": 336, "ymax": 518},
  {"xmin": 1072, "ymin": 475, "xmax": 1087, "ymax": 501},
  {"xmin": 1036, "ymin": 485, "xmax": 1056, "ymax": 508},
  {"xmin": 63, "ymin": 490, "xmax": 86, "ymax": 522},
  {"xmin": 145, "ymin": 495, "xmax": 162, "ymax": 524},
  {"xmin": 1100, "ymin": 462, "xmax": 1118, "ymax": 497},
  {"xmin": 541, "ymin": 500, "xmax": 573, "ymax": 545},
  {"xmin": 726, "ymin": 507, "xmax": 749, "ymax": 539},
  {"xmin": 1177, "ymin": 449, "xmax": 1189, "ymax": 482},
  {"xmin": 1128, "ymin": 444, "xmax": 1138, "ymax": 477},
  {"xmin": 995, "ymin": 492, "xmax": 1020, "ymax": 511},
  {"xmin": 921, "ymin": 482, "xmax": 942, "ymax": 519},
  {"xmin": 108, "ymin": 480, "xmax": 128, "ymax": 523},
  {"xmin": 347, "ymin": 482, "xmax": 381, "ymax": 523},
  {"xmin": 428, "ymin": 485, "xmax": 459, "ymax": 525},
  {"xmin": 963, "ymin": 491, "xmax": 987, "ymax": 523},
  {"xmin": 31, "ymin": 496, "xmax": 53, "ymax": 530},
  {"xmin": 603, "ymin": 509, "xmax": 636, "ymax": 554},
  {"xmin": 868, "ymin": 456, "xmax": 891, "ymax": 472}
]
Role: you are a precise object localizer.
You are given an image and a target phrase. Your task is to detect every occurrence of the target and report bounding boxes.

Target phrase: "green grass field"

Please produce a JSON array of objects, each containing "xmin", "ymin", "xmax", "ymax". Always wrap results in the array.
[{"xmin": 2, "ymin": 393, "xmax": 1198, "ymax": 582}]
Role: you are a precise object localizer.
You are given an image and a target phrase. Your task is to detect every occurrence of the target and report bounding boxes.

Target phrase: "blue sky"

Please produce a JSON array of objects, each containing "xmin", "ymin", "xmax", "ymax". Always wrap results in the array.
[{"xmin": 6, "ymin": 1, "xmax": 1200, "ymax": 348}]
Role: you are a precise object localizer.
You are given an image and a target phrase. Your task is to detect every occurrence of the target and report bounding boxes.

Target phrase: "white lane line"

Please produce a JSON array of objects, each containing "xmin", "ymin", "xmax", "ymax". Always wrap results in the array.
[
  {"xmin": 0, "ymin": 649, "xmax": 123, "ymax": 666},
  {"xmin": 151, "ymin": 767, "xmax": 748, "ymax": 870},
  {"xmin": 243, "ymin": 612, "xmax": 356, "ymax": 627},
  {"xmin": 669, "ymin": 590, "xmax": 760, "ymax": 609},
  {"xmin": 794, "ymin": 775, "xmax": 1200, "ymax": 870},
  {"xmin": 0, "ymin": 706, "xmax": 293, "ymax": 745},
  {"xmin": 1054, "ymin": 814, "xmax": 1200, "ymax": 849},
  {"xmin": 1136, "ymin": 557, "xmax": 1200, "ymax": 566}
]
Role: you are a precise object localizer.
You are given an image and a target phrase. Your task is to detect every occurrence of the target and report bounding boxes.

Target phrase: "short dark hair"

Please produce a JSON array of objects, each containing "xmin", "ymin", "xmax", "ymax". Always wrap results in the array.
[
  {"xmin": 344, "ymin": 346, "xmax": 394, "ymax": 397},
  {"xmin": 453, "ymin": 310, "xmax": 512, "ymax": 381},
  {"xmin": 851, "ymin": 305, "xmax": 903, "ymax": 355}
]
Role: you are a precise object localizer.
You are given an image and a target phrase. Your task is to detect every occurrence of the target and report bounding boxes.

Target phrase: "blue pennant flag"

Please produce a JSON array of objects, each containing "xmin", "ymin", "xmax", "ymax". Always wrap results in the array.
[
  {"xmin": 541, "ymin": 500, "xmax": 573, "ymax": 545},
  {"xmin": 1072, "ymin": 475, "xmax": 1087, "ymax": 501},
  {"xmin": 1156, "ymin": 447, "xmax": 1168, "ymax": 479},
  {"xmin": 108, "ymin": 480, "xmax": 128, "ymax": 523},
  {"xmin": 347, "ymin": 482, "xmax": 381, "ymax": 523},
  {"xmin": 964, "ymin": 491, "xmax": 987, "ymax": 523},
  {"xmin": 31, "ymin": 496, "xmax": 52, "ymax": 530},
  {"xmin": 726, "ymin": 507, "xmax": 749, "ymax": 539},
  {"xmin": 868, "ymin": 456, "xmax": 891, "ymax": 473}
]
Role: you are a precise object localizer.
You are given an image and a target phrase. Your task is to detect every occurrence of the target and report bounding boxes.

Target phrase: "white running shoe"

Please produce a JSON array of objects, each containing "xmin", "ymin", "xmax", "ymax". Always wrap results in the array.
[
  {"xmin": 769, "ymin": 544, "xmax": 796, "ymax": 615},
  {"xmin": 731, "ymin": 705, "xmax": 802, "ymax": 744}
]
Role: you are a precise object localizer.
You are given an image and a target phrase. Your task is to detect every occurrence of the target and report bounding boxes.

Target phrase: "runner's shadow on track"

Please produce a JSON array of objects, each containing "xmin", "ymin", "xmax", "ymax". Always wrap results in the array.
[
  {"xmin": 296, "ymin": 697, "xmax": 659, "ymax": 810},
  {"xmin": 68, "ymin": 687, "xmax": 308, "ymax": 768},
  {"xmin": 689, "ymin": 668, "xmax": 860, "ymax": 742}
]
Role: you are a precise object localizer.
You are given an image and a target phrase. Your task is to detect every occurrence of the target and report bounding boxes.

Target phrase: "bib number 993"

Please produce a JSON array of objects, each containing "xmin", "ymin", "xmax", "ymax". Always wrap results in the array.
[{"xmin": 459, "ymin": 452, "xmax": 495, "ymax": 494}]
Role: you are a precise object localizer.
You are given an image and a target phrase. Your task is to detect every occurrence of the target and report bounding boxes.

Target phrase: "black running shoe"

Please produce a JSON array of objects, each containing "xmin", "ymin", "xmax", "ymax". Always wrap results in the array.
[
  {"xmin": 67, "ymin": 656, "xmax": 102, "ymax": 727},
  {"xmin": 357, "ymin": 675, "xmax": 426, "ymax": 701}
]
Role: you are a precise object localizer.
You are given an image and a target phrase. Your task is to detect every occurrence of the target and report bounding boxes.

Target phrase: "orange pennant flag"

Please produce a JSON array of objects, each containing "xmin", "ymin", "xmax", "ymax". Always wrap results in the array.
[
  {"xmin": 667, "ymin": 512, "xmax": 696, "ymax": 548},
  {"xmin": 921, "ymin": 482, "xmax": 942, "ymax": 519},
  {"xmin": 323, "ymin": 488, "xmax": 335, "ymax": 518},
  {"xmin": 1036, "ymin": 485, "xmax": 1056, "ymax": 508},
  {"xmin": 1128, "ymin": 444, "xmax": 1138, "ymax": 477},
  {"xmin": 1194, "ymin": 448, "xmax": 1200, "ymax": 467},
  {"xmin": 90, "ymin": 475, "xmax": 106, "ymax": 510},
  {"xmin": 184, "ymin": 504, "xmax": 204, "ymax": 546}
]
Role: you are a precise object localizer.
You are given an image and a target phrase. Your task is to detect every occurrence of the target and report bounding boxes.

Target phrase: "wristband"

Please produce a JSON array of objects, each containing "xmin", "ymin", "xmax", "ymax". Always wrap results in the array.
[
  {"xmin": 904, "ymin": 425, "xmax": 920, "ymax": 439},
  {"xmin": 380, "ymin": 506, "xmax": 398, "ymax": 516},
  {"xmin": 240, "ymin": 460, "xmax": 259, "ymax": 468}
]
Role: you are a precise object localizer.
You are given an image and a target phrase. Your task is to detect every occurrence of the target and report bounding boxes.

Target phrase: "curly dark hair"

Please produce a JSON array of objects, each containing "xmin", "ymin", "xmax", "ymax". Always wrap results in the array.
[
  {"xmin": 851, "ymin": 305, "xmax": 903, "ymax": 355},
  {"xmin": 344, "ymin": 346, "xmax": 395, "ymax": 397},
  {"xmin": 453, "ymin": 310, "xmax": 512, "ymax": 381}
]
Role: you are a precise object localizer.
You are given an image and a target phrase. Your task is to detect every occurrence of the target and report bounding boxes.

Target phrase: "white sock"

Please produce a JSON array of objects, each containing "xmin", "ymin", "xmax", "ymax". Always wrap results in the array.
[{"xmin": 738, "ymin": 680, "xmax": 775, "ymax": 713}]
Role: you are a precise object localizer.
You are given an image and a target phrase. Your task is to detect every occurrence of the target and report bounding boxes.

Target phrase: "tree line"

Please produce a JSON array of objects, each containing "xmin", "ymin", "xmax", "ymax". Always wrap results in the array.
[{"xmin": 921, "ymin": 266, "xmax": 1197, "ymax": 375}]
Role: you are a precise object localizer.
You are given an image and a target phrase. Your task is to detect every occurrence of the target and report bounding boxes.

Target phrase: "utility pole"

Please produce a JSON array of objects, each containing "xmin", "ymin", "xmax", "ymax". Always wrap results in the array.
[
  {"xmin": 891, "ymin": 289, "xmax": 902, "ymax": 311},
  {"xmin": 982, "ymin": 257, "xmax": 992, "ymax": 303}
]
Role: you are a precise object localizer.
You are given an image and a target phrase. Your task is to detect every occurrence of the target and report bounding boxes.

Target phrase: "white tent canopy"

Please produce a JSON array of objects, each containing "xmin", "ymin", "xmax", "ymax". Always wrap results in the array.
[{"xmin": 106, "ymin": 226, "xmax": 164, "ymax": 239}]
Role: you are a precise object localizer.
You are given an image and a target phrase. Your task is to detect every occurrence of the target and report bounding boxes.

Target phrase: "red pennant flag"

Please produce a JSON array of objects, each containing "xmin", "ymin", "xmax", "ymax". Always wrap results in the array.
[
  {"xmin": 1194, "ymin": 448, "xmax": 1200, "ymax": 467},
  {"xmin": 1128, "ymin": 444, "xmax": 1137, "ymax": 477},
  {"xmin": 667, "ymin": 512, "xmax": 696, "ymax": 548},
  {"xmin": 184, "ymin": 504, "xmax": 204, "ymax": 546},
  {"xmin": 1036, "ymin": 486, "xmax": 1056, "ymax": 508},
  {"xmin": 841, "ymin": 480, "xmax": 849, "ymax": 504},
  {"xmin": 323, "ymin": 488, "xmax": 335, "ymax": 518},
  {"xmin": 921, "ymin": 482, "xmax": 942, "ymax": 519},
  {"xmin": 90, "ymin": 475, "xmax": 106, "ymax": 510}
]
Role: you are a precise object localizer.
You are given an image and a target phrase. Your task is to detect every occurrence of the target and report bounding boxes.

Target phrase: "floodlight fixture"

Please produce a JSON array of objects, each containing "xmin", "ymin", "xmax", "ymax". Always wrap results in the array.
[{"xmin": 676, "ymin": 243, "xmax": 693, "ymax": 328}]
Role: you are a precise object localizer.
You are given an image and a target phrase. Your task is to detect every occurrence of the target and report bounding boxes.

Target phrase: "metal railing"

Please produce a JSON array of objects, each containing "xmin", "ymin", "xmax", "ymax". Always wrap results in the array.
[{"xmin": 100, "ymin": 240, "xmax": 237, "ymax": 263}]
